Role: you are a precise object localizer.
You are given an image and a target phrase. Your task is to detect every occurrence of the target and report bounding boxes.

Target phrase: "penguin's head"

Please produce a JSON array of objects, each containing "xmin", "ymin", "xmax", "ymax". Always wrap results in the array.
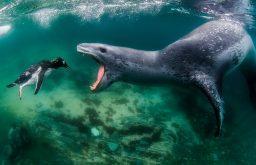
[{"xmin": 51, "ymin": 57, "xmax": 69, "ymax": 69}]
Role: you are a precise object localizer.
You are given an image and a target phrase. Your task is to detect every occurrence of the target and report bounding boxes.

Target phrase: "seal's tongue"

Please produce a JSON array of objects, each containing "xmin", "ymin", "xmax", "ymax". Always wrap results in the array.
[{"xmin": 90, "ymin": 65, "xmax": 105, "ymax": 91}]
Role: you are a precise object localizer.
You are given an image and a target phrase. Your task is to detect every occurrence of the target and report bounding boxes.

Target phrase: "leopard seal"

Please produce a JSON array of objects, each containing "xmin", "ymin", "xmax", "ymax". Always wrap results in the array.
[
  {"xmin": 77, "ymin": 0, "xmax": 256, "ymax": 136},
  {"xmin": 77, "ymin": 1, "xmax": 255, "ymax": 136}
]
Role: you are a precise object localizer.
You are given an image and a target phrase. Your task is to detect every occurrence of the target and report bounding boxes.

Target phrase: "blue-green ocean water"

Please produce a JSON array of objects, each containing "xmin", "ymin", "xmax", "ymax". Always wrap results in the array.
[{"xmin": 0, "ymin": 0, "xmax": 256, "ymax": 164}]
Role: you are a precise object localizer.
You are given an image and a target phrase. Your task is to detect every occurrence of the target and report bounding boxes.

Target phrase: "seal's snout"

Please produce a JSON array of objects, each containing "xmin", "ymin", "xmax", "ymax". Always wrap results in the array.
[
  {"xmin": 77, "ymin": 43, "xmax": 103, "ymax": 57},
  {"xmin": 77, "ymin": 43, "xmax": 105, "ymax": 65},
  {"xmin": 77, "ymin": 44, "xmax": 83, "ymax": 53},
  {"xmin": 77, "ymin": 43, "xmax": 91, "ymax": 54}
]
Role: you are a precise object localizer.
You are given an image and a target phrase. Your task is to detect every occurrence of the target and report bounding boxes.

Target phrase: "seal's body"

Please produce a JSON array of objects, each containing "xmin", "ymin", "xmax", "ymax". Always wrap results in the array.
[
  {"xmin": 162, "ymin": 20, "xmax": 253, "ymax": 82},
  {"xmin": 7, "ymin": 57, "xmax": 68, "ymax": 99}
]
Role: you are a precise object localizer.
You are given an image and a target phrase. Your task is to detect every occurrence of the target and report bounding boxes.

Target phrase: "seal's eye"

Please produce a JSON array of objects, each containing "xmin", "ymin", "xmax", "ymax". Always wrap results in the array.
[{"xmin": 99, "ymin": 47, "xmax": 107, "ymax": 53}]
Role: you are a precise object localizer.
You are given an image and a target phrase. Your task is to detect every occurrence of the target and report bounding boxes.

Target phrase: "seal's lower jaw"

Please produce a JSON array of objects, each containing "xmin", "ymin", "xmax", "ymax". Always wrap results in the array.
[
  {"xmin": 90, "ymin": 65, "xmax": 105, "ymax": 92},
  {"xmin": 81, "ymin": 54, "xmax": 105, "ymax": 92}
]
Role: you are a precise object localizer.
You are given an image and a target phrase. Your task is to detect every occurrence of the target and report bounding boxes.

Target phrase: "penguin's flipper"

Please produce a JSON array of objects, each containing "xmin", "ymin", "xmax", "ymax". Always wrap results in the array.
[
  {"xmin": 34, "ymin": 70, "xmax": 46, "ymax": 95},
  {"xmin": 193, "ymin": 73, "xmax": 224, "ymax": 137},
  {"xmin": 19, "ymin": 86, "xmax": 23, "ymax": 100}
]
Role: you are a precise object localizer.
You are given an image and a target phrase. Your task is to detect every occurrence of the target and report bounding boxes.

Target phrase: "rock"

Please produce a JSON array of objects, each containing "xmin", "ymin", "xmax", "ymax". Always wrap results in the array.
[
  {"xmin": 46, "ymin": 111, "xmax": 90, "ymax": 134},
  {"xmin": 107, "ymin": 142, "xmax": 119, "ymax": 152},
  {"xmin": 83, "ymin": 98, "xmax": 102, "ymax": 107},
  {"xmin": 212, "ymin": 153, "xmax": 219, "ymax": 161},
  {"xmin": 54, "ymin": 100, "xmax": 64, "ymax": 109},
  {"xmin": 120, "ymin": 123, "xmax": 162, "ymax": 140},
  {"xmin": 85, "ymin": 108, "xmax": 117, "ymax": 135},
  {"xmin": 86, "ymin": 108, "xmax": 103, "ymax": 126},
  {"xmin": 8, "ymin": 126, "xmax": 30, "ymax": 150},
  {"xmin": 34, "ymin": 112, "xmax": 90, "ymax": 142},
  {"xmin": 91, "ymin": 127, "xmax": 100, "ymax": 137},
  {"xmin": 5, "ymin": 125, "xmax": 31, "ymax": 160},
  {"xmin": 121, "ymin": 126, "xmax": 162, "ymax": 151},
  {"xmin": 112, "ymin": 98, "xmax": 129, "ymax": 105}
]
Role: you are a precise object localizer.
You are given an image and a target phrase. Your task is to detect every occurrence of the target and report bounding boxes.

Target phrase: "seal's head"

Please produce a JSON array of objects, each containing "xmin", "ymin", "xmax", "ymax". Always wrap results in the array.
[
  {"xmin": 77, "ymin": 43, "xmax": 123, "ymax": 92},
  {"xmin": 51, "ymin": 57, "xmax": 69, "ymax": 69}
]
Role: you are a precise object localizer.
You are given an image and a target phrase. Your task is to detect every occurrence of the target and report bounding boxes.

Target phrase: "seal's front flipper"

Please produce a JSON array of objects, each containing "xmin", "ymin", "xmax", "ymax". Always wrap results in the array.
[
  {"xmin": 34, "ymin": 70, "xmax": 45, "ymax": 95},
  {"xmin": 194, "ymin": 74, "xmax": 224, "ymax": 137}
]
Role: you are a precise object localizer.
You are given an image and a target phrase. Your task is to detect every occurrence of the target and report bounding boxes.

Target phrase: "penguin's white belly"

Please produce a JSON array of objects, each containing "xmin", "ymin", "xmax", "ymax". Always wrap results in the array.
[
  {"xmin": 22, "ymin": 68, "xmax": 53, "ymax": 88},
  {"xmin": 21, "ymin": 67, "xmax": 42, "ymax": 88}
]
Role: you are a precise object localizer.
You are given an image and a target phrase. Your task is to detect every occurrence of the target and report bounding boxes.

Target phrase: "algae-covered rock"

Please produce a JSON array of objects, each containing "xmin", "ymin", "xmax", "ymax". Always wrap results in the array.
[
  {"xmin": 53, "ymin": 100, "xmax": 64, "ymax": 109},
  {"xmin": 4, "ymin": 125, "xmax": 31, "ymax": 161},
  {"xmin": 0, "ymin": 82, "xmax": 199, "ymax": 164}
]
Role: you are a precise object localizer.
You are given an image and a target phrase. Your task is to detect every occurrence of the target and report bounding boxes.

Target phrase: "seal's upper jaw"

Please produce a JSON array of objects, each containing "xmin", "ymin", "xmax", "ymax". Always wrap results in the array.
[
  {"xmin": 77, "ymin": 43, "xmax": 103, "ymax": 63},
  {"xmin": 77, "ymin": 43, "xmax": 108, "ymax": 92}
]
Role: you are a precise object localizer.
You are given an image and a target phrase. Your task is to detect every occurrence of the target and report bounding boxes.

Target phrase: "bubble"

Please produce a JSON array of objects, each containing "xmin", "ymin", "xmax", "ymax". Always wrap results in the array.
[
  {"xmin": 32, "ymin": 8, "xmax": 59, "ymax": 28},
  {"xmin": 73, "ymin": 1, "xmax": 105, "ymax": 21},
  {"xmin": 0, "ymin": 25, "xmax": 11, "ymax": 36}
]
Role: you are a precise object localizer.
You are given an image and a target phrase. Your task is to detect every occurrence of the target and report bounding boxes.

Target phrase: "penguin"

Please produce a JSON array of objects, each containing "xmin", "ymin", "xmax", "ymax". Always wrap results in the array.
[{"xmin": 7, "ymin": 57, "xmax": 69, "ymax": 99}]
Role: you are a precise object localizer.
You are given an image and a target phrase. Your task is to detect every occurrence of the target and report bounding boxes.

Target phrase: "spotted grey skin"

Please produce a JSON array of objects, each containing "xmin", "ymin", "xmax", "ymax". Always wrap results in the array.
[
  {"xmin": 7, "ymin": 57, "xmax": 68, "ymax": 99},
  {"xmin": 77, "ymin": 19, "xmax": 256, "ymax": 137}
]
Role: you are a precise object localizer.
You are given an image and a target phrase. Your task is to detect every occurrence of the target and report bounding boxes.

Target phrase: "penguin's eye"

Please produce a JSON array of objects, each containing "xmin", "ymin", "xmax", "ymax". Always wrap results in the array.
[{"xmin": 99, "ymin": 47, "xmax": 107, "ymax": 53}]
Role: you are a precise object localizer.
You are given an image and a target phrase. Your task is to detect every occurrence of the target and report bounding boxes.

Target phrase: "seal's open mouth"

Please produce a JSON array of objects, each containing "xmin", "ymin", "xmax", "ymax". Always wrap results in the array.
[
  {"xmin": 84, "ymin": 54, "xmax": 106, "ymax": 91},
  {"xmin": 77, "ymin": 45, "xmax": 105, "ymax": 91},
  {"xmin": 90, "ymin": 65, "xmax": 105, "ymax": 91}
]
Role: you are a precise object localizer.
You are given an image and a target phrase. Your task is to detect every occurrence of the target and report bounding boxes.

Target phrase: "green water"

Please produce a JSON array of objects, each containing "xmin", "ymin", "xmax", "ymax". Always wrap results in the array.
[{"xmin": 0, "ymin": 0, "xmax": 256, "ymax": 164}]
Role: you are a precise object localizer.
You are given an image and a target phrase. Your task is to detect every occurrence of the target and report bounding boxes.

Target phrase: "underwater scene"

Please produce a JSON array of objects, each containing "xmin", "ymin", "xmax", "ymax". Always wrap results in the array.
[{"xmin": 1, "ymin": 0, "xmax": 256, "ymax": 164}]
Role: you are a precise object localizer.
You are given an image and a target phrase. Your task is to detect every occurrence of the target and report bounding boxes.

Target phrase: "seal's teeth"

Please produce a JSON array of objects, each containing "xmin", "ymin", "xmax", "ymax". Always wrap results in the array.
[{"xmin": 90, "ymin": 85, "xmax": 96, "ymax": 91}]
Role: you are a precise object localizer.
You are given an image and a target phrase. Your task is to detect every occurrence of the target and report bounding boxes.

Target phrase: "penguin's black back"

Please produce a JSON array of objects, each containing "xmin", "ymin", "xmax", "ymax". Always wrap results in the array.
[{"xmin": 14, "ymin": 60, "xmax": 52, "ymax": 85}]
